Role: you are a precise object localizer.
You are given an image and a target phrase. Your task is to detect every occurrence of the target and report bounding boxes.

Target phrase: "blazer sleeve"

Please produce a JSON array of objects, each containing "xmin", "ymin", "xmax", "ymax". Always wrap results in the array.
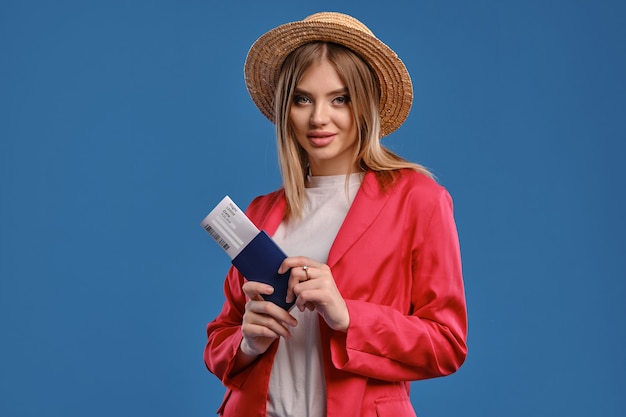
[
  {"xmin": 203, "ymin": 265, "xmax": 253, "ymax": 389},
  {"xmin": 329, "ymin": 187, "xmax": 468, "ymax": 381},
  {"xmin": 203, "ymin": 191, "xmax": 285, "ymax": 389}
]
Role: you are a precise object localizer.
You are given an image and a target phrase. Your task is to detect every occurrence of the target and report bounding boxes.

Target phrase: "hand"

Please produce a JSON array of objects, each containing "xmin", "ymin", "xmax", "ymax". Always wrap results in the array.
[
  {"xmin": 239, "ymin": 281, "xmax": 298, "ymax": 357},
  {"xmin": 280, "ymin": 257, "xmax": 350, "ymax": 332}
]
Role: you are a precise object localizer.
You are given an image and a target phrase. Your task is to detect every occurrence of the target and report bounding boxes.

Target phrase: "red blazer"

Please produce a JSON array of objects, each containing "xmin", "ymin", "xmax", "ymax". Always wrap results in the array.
[{"xmin": 204, "ymin": 170, "xmax": 467, "ymax": 417}]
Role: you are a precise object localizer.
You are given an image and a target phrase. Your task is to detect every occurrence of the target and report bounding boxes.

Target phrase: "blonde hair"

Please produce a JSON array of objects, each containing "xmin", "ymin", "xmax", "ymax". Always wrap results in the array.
[{"xmin": 274, "ymin": 42, "xmax": 431, "ymax": 219}]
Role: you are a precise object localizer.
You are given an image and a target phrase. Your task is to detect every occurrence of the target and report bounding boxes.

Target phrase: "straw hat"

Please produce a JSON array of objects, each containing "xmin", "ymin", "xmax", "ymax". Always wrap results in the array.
[{"xmin": 244, "ymin": 12, "xmax": 413, "ymax": 138}]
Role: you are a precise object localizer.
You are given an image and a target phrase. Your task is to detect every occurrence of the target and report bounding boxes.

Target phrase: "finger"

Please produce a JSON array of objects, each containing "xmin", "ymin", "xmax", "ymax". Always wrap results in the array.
[
  {"xmin": 247, "ymin": 298, "xmax": 298, "ymax": 328},
  {"xmin": 278, "ymin": 256, "xmax": 320, "ymax": 274},
  {"xmin": 293, "ymin": 286, "xmax": 330, "ymax": 312},
  {"xmin": 242, "ymin": 322, "xmax": 284, "ymax": 342},
  {"xmin": 296, "ymin": 301, "xmax": 316, "ymax": 313},
  {"xmin": 243, "ymin": 315, "xmax": 292, "ymax": 340},
  {"xmin": 293, "ymin": 287, "xmax": 349, "ymax": 331},
  {"xmin": 286, "ymin": 266, "xmax": 312, "ymax": 303},
  {"xmin": 242, "ymin": 281, "xmax": 275, "ymax": 300}
]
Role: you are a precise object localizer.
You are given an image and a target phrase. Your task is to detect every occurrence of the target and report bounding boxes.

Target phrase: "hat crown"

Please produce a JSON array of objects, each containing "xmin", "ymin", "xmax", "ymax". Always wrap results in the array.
[{"xmin": 303, "ymin": 12, "xmax": 374, "ymax": 36}]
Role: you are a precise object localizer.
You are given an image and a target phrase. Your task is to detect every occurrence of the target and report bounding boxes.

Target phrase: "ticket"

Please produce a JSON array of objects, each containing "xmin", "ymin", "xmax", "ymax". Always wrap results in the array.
[{"xmin": 200, "ymin": 195, "xmax": 259, "ymax": 259}]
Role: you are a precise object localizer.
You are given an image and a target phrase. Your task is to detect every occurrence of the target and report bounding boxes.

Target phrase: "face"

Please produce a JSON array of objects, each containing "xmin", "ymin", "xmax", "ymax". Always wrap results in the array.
[{"xmin": 289, "ymin": 59, "xmax": 359, "ymax": 176}]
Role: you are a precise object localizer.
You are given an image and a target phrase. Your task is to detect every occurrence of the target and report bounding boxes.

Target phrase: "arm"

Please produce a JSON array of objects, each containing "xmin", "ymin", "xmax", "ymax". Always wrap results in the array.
[
  {"xmin": 329, "ymin": 188, "xmax": 467, "ymax": 381},
  {"xmin": 204, "ymin": 191, "xmax": 293, "ymax": 387},
  {"xmin": 204, "ymin": 268, "xmax": 298, "ymax": 388},
  {"xmin": 203, "ymin": 266, "xmax": 250, "ymax": 389}
]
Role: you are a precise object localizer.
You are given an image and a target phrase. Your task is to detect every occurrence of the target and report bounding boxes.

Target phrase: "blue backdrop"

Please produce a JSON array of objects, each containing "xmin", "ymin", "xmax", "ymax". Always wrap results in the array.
[{"xmin": 1, "ymin": 1, "xmax": 624, "ymax": 416}]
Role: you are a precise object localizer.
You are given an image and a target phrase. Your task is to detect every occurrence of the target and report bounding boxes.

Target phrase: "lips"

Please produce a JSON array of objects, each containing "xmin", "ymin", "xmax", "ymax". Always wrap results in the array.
[{"xmin": 307, "ymin": 131, "xmax": 336, "ymax": 147}]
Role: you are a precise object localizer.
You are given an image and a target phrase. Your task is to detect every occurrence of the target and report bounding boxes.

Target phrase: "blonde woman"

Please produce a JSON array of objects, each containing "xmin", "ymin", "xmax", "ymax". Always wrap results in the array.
[{"xmin": 204, "ymin": 12, "xmax": 467, "ymax": 417}]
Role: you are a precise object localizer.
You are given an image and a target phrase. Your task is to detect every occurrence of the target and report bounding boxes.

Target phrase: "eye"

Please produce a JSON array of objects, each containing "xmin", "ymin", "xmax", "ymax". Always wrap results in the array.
[
  {"xmin": 293, "ymin": 95, "xmax": 312, "ymax": 105},
  {"xmin": 333, "ymin": 95, "xmax": 350, "ymax": 105}
]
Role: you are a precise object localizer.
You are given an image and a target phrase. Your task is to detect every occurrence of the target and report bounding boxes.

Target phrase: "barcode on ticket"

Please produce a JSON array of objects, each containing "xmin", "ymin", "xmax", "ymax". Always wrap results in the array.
[{"xmin": 203, "ymin": 224, "xmax": 230, "ymax": 251}]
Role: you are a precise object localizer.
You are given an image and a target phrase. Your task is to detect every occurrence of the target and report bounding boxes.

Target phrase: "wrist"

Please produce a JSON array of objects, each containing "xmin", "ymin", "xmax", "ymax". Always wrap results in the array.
[
  {"xmin": 232, "ymin": 338, "xmax": 260, "ymax": 374},
  {"xmin": 239, "ymin": 338, "xmax": 259, "ymax": 357},
  {"xmin": 338, "ymin": 315, "xmax": 350, "ymax": 332},
  {"xmin": 341, "ymin": 301, "xmax": 351, "ymax": 331}
]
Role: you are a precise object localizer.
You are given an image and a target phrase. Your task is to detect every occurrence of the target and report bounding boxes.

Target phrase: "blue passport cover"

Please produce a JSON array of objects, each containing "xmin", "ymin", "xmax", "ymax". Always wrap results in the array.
[{"xmin": 231, "ymin": 230, "xmax": 294, "ymax": 311}]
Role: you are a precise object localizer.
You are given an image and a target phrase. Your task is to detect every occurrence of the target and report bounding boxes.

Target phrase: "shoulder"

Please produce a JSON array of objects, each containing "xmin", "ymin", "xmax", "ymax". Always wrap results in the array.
[
  {"xmin": 248, "ymin": 188, "xmax": 284, "ymax": 209},
  {"xmin": 359, "ymin": 169, "xmax": 452, "ymax": 216},
  {"xmin": 385, "ymin": 170, "xmax": 457, "ymax": 231},
  {"xmin": 244, "ymin": 188, "xmax": 287, "ymax": 229},
  {"xmin": 381, "ymin": 170, "xmax": 455, "ymax": 220},
  {"xmin": 387, "ymin": 169, "xmax": 450, "ymax": 203},
  {"xmin": 393, "ymin": 169, "xmax": 442, "ymax": 191}
]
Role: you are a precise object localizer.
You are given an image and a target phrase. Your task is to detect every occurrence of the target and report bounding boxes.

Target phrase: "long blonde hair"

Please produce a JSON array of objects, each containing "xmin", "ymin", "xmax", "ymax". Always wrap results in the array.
[{"xmin": 274, "ymin": 42, "xmax": 431, "ymax": 219}]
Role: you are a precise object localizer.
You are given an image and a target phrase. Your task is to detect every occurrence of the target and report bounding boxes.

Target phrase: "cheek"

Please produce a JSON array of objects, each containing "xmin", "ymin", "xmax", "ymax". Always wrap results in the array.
[
  {"xmin": 287, "ymin": 120, "xmax": 308, "ymax": 149},
  {"xmin": 339, "ymin": 112, "xmax": 357, "ymax": 138},
  {"xmin": 337, "ymin": 106, "xmax": 354, "ymax": 128},
  {"xmin": 293, "ymin": 133, "xmax": 307, "ymax": 150},
  {"xmin": 289, "ymin": 108, "xmax": 308, "ymax": 131}
]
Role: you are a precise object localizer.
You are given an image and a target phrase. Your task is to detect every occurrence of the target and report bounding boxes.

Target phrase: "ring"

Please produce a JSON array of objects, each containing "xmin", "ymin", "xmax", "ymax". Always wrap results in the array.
[{"xmin": 302, "ymin": 265, "xmax": 309, "ymax": 280}]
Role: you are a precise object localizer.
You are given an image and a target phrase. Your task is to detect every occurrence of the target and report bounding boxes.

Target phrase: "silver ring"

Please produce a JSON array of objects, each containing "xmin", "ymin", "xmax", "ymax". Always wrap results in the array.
[{"xmin": 302, "ymin": 265, "xmax": 309, "ymax": 280}]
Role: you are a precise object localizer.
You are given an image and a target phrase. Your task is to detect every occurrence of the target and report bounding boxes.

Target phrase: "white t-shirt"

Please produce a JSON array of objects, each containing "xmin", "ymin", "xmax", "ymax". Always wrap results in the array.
[{"xmin": 266, "ymin": 173, "xmax": 363, "ymax": 417}]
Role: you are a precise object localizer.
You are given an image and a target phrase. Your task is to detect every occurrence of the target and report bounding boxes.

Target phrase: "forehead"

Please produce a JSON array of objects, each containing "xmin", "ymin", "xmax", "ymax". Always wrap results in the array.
[{"xmin": 296, "ymin": 60, "xmax": 346, "ymax": 92}]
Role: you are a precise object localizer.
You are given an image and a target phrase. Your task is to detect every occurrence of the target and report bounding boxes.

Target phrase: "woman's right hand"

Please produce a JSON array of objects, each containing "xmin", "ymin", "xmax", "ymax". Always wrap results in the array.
[{"xmin": 238, "ymin": 281, "xmax": 298, "ymax": 359}]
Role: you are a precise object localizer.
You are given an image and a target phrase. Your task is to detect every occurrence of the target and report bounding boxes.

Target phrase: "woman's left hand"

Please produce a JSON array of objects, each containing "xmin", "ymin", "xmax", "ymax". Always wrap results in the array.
[{"xmin": 280, "ymin": 256, "xmax": 350, "ymax": 332}]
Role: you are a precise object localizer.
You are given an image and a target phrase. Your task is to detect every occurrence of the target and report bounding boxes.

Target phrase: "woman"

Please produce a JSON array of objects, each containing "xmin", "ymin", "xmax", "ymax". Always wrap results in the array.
[{"xmin": 204, "ymin": 12, "xmax": 467, "ymax": 417}]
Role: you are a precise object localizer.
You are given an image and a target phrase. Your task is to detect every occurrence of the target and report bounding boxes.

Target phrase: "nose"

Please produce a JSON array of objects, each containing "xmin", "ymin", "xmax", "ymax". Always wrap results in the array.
[{"xmin": 310, "ymin": 102, "xmax": 330, "ymax": 126}]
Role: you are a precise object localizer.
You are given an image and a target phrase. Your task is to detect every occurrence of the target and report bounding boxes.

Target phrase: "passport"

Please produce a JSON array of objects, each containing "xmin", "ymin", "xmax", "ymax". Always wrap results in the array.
[{"xmin": 201, "ymin": 196, "xmax": 294, "ymax": 310}]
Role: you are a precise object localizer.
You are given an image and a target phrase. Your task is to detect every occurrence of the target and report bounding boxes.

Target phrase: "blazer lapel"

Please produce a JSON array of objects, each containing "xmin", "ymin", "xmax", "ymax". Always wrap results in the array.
[{"xmin": 327, "ymin": 171, "xmax": 390, "ymax": 268}]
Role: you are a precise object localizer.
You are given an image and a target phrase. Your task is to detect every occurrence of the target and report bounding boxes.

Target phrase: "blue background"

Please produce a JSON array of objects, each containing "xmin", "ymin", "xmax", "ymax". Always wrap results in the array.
[{"xmin": 1, "ymin": 0, "xmax": 624, "ymax": 416}]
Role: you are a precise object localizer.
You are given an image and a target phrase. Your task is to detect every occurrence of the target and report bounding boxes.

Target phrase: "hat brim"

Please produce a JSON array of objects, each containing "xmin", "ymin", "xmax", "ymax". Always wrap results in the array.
[{"xmin": 244, "ymin": 14, "xmax": 412, "ymax": 138}]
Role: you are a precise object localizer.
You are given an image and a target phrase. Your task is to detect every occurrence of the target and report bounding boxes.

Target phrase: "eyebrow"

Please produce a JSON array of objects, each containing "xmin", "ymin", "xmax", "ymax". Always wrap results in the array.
[{"xmin": 294, "ymin": 87, "xmax": 349, "ymax": 96}]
